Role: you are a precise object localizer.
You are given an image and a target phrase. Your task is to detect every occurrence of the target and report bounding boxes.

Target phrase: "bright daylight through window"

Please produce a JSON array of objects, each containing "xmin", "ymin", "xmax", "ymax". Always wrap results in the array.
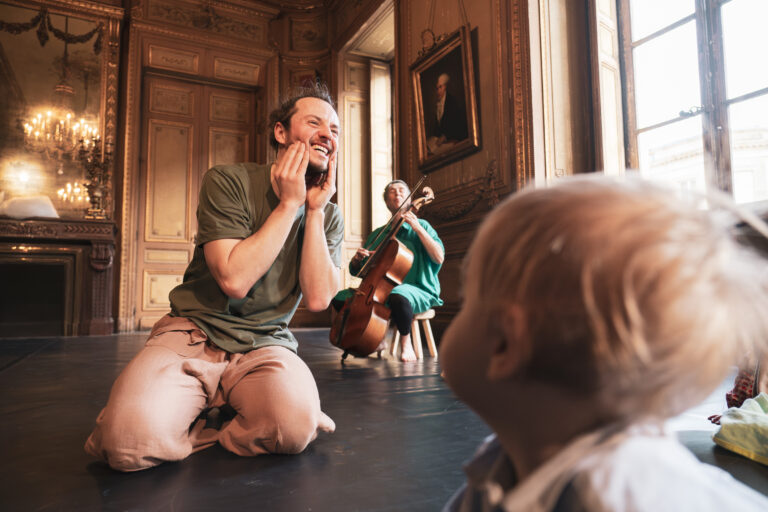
[{"xmin": 620, "ymin": 0, "xmax": 768, "ymax": 204}]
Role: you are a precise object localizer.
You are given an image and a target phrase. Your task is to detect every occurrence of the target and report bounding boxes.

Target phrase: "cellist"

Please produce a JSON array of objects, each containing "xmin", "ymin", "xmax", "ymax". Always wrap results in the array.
[{"xmin": 332, "ymin": 180, "xmax": 444, "ymax": 361}]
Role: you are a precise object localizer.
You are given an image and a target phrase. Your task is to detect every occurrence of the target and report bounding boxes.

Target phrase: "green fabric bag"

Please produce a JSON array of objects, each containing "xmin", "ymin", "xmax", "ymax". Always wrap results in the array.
[{"xmin": 713, "ymin": 392, "xmax": 768, "ymax": 465}]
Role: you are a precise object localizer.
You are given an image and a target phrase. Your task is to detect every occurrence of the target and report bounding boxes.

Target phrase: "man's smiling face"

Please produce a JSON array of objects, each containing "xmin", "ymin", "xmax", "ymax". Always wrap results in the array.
[{"xmin": 277, "ymin": 97, "xmax": 340, "ymax": 175}]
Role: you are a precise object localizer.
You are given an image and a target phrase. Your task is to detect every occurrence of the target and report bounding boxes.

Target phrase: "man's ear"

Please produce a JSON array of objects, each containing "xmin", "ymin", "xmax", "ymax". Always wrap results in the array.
[
  {"xmin": 274, "ymin": 122, "xmax": 287, "ymax": 146},
  {"xmin": 487, "ymin": 304, "xmax": 528, "ymax": 381}
]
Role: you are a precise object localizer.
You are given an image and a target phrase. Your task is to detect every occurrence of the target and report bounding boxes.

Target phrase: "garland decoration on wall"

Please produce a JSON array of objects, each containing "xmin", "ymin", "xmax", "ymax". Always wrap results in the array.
[{"xmin": 0, "ymin": 6, "xmax": 103, "ymax": 54}]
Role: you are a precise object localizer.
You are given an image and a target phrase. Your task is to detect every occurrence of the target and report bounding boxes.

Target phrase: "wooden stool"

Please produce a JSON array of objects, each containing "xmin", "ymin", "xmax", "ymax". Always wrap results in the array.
[{"xmin": 389, "ymin": 309, "xmax": 438, "ymax": 360}]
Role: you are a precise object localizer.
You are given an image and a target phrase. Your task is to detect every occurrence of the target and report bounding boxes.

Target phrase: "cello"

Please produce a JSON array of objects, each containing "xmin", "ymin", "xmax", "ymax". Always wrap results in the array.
[{"xmin": 329, "ymin": 180, "xmax": 435, "ymax": 359}]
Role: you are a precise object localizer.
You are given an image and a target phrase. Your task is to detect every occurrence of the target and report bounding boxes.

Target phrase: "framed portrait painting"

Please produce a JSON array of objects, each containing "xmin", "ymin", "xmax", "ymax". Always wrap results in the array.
[{"xmin": 411, "ymin": 25, "xmax": 480, "ymax": 172}]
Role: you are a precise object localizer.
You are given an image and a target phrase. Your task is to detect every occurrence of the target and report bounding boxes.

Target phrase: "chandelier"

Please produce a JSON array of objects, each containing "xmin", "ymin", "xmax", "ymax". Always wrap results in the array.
[
  {"xmin": 22, "ymin": 111, "xmax": 98, "ymax": 161},
  {"xmin": 20, "ymin": 16, "xmax": 98, "ymax": 161}
]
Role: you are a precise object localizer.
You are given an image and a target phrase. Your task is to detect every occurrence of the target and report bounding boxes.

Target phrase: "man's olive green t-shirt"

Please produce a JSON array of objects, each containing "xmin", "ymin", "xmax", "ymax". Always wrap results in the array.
[{"xmin": 169, "ymin": 163, "xmax": 343, "ymax": 353}]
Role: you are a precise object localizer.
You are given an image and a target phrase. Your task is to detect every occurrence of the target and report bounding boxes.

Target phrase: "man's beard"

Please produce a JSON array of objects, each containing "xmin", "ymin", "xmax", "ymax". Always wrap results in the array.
[{"xmin": 305, "ymin": 159, "xmax": 327, "ymax": 187}]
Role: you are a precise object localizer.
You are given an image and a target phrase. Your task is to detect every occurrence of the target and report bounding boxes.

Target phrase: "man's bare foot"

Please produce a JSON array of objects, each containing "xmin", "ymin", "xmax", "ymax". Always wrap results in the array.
[
  {"xmin": 318, "ymin": 411, "xmax": 336, "ymax": 433},
  {"xmin": 400, "ymin": 334, "xmax": 417, "ymax": 362}
]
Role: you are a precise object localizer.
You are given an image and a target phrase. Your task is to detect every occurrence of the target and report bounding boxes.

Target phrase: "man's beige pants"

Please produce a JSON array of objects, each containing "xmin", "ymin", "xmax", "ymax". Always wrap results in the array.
[{"xmin": 85, "ymin": 315, "xmax": 335, "ymax": 471}]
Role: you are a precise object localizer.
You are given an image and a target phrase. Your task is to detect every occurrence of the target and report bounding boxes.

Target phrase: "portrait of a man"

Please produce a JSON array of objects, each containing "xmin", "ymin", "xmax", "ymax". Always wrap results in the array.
[{"xmin": 420, "ymin": 47, "xmax": 469, "ymax": 156}]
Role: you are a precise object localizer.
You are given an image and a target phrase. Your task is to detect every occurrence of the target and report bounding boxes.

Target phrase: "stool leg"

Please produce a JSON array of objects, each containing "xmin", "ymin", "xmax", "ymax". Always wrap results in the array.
[
  {"xmin": 424, "ymin": 319, "xmax": 438, "ymax": 359},
  {"xmin": 391, "ymin": 331, "xmax": 400, "ymax": 358},
  {"xmin": 412, "ymin": 320, "xmax": 424, "ymax": 359}
]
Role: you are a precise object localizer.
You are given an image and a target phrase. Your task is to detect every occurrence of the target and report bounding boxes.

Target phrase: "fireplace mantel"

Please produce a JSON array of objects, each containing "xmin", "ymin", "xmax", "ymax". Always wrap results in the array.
[{"xmin": 0, "ymin": 217, "xmax": 117, "ymax": 336}]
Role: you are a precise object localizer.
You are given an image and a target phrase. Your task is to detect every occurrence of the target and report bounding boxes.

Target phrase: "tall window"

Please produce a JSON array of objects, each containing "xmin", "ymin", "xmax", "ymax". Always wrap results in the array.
[{"xmin": 619, "ymin": 0, "xmax": 768, "ymax": 204}]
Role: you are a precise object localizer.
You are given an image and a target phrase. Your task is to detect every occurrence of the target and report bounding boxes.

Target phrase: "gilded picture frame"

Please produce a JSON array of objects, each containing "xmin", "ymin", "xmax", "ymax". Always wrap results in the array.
[{"xmin": 411, "ymin": 25, "xmax": 480, "ymax": 172}]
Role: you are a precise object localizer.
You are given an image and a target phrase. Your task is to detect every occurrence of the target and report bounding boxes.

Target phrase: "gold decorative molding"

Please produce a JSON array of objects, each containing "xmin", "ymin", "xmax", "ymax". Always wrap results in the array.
[
  {"xmin": 133, "ymin": 21, "xmax": 276, "ymax": 57},
  {"xmin": 118, "ymin": 23, "xmax": 143, "ymax": 332},
  {"xmin": 509, "ymin": 0, "xmax": 534, "ymax": 189},
  {"xmin": 4, "ymin": 0, "xmax": 123, "ymax": 19},
  {"xmin": 493, "ymin": 0, "xmax": 508, "ymax": 188}
]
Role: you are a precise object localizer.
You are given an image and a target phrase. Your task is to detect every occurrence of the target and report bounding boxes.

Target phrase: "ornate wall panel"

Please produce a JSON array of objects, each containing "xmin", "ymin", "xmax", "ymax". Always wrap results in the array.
[
  {"xmin": 209, "ymin": 94, "xmax": 250, "ymax": 123},
  {"xmin": 145, "ymin": 121, "xmax": 192, "ymax": 241},
  {"xmin": 345, "ymin": 61, "xmax": 369, "ymax": 92},
  {"xmin": 213, "ymin": 57, "xmax": 260, "ymax": 85},
  {"xmin": 143, "ymin": 248, "xmax": 189, "ymax": 264},
  {"xmin": 208, "ymin": 128, "xmax": 248, "ymax": 169},
  {"xmin": 142, "ymin": 270, "xmax": 182, "ymax": 310},
  {"xmin": 343, "ymin": 95, "xmax": 368, "ymax": 239},
  {"xmin": 148, "ymin": 44, "xmax": 200, "ymax": 74},
  {"xmin": 149, "ymin": 83, "xmax": 195, "ymax": 116}
]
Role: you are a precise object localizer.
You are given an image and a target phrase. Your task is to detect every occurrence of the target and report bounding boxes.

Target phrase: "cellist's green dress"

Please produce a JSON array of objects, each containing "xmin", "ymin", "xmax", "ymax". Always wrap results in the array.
[{"xmin": 333, "ymin": 219, "xmax": 443, "ymax": 313}]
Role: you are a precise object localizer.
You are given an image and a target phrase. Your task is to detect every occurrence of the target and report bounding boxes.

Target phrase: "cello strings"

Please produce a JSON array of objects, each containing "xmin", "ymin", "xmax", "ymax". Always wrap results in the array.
[{"xmin": 355, "ymin": 175, "xmax": 428, "ymax": 277}]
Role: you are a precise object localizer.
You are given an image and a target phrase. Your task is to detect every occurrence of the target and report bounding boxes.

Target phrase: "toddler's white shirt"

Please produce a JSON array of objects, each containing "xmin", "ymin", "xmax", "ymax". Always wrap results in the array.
[{"xmin": 443, "ymin": 423, "xmax": 768, "ymax": 511}]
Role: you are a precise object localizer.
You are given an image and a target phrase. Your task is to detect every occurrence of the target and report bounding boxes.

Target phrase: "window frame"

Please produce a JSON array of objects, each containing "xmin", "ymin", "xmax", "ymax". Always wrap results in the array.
[{"xmin": 617, "ymin": 0, "xmax": 768, "ymax": 197}]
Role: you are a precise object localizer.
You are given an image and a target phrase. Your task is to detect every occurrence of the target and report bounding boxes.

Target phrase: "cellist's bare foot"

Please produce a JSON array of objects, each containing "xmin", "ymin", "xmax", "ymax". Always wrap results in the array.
[
  {"xmin": 400, "ymin": 334, "xmax": 417, "ymax": 362},
  {"xmin": 375, "ymin": 339, "xmax": 388, "ymax": 352}
]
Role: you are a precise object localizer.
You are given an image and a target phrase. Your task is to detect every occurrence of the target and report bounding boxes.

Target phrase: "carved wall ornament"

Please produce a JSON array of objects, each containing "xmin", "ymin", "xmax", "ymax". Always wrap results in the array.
[
  {"xmin": 89, "ymin": 241, "xmax": 114, "ymax": 271},
  {"xmin": 419, "ymin": 0, "xmax": 470, "ymax": 58},
  {"xmin": 291, "ymin": 18, "xmax": 327, "ymax": 52},
  {"xmin": 425, "ymin": 160, "xmax": 499, "ymax": 222},
  {"xmin": 0, "ymin": 221, "xmax": 57, "ymax": 238},
  {"xmin": 63, "ymin": 221, "xmax": 114, "ymax": 237},
  {"xmin": 132, "ymin": 0, "xmax": 145, "ymax": 20},
  {"xmin": 148, "ymin": 1, "xmax": 265, "ymax": 42},
  {"xmin": 0, "ymin": 218, "xmax": 114, "ymax": 239},
  {"xmin": 0, "ymin": 5, "xmax": 104, "ymax": 55}
]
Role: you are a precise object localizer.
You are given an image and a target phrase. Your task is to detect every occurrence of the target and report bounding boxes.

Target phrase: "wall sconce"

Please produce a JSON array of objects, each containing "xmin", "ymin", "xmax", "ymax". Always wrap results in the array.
[{"xmin": 77, "ymin": 137, "xmax": 111, "ymax": 219}]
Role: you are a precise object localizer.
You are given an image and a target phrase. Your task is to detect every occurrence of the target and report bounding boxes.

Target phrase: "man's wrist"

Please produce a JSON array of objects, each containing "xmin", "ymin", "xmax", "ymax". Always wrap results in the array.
[
  {"xmin": 276, "ymin": 200, "xmax": 302, "ymax": 215},
  {"xmin": 305, "ymin": 208, "xmax": 326, "ymax": 225}
]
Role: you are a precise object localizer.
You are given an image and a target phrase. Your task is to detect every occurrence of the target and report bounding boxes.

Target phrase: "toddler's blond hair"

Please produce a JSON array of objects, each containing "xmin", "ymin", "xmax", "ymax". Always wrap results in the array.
[{"xmin": 465, "ymin": 176, "xmax": 768, "ymax": 421}]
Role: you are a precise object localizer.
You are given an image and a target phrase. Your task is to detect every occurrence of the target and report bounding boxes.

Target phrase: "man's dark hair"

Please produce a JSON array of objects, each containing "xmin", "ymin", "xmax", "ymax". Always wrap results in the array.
[{"xmin": 268, "ymin": 82, "xmax": 336, "ymax": 150}]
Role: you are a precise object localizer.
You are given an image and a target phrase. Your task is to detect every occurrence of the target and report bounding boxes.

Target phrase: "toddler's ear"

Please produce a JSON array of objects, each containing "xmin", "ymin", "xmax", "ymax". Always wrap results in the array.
[{"xmin": 487, "ymin": 304, "xmax": 528, "ymax": 381}]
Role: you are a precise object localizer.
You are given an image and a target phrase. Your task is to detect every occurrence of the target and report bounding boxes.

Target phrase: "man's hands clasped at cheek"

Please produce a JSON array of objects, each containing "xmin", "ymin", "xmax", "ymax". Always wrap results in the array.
[
  {"xmin": 306, "ymin": 150, "xmax": 336, "ymax": 212},
  {"xmin": 272, "ymin": 142, "xmax": 310, "ymax": 209},
  {"xmin": 273, "ymin": 141, "xmax": 337, "ymax": 212}
]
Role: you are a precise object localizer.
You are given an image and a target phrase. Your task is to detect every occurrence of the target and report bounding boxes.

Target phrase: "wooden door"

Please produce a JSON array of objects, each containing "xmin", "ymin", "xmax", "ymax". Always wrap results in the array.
[{"xmin": 135, "ymin": 74, "xmax": 255, "ymax": 330}]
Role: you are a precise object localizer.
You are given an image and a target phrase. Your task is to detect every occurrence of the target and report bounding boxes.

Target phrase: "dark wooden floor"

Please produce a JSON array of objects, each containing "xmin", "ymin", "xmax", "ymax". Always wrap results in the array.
[
  {"xmin": 0, "ymin": 329, "xmax": 490, "ymax": 512},
  {"xmin": 1, "ymin": 329, "xmax": 767, "ymax": 511}
]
